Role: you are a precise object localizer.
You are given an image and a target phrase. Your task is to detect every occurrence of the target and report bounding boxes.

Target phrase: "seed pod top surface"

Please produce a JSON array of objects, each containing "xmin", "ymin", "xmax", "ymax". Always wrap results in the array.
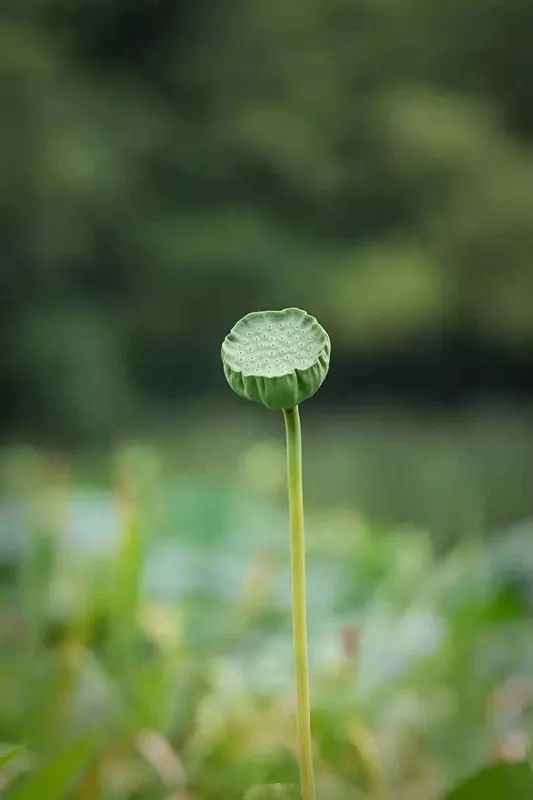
[{"xmin": 221, "ymin": 307, "xmax": 330, "ymax": 410}]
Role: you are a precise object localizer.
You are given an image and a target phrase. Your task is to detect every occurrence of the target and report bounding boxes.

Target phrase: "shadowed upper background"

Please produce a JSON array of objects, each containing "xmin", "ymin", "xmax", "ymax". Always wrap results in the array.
[{"xmin": 1, "ymin": 0, "xmax": 533, "ymax": 444}]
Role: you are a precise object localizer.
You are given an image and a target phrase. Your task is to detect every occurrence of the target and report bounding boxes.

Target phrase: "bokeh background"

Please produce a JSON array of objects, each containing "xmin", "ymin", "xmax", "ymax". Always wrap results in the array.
[{"xmin": 1, "ymin": 1, "xmax": 533, "ymax": 798}]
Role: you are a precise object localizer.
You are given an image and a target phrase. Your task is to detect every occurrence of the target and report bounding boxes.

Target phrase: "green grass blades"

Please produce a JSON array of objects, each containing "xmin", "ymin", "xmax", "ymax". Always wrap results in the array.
[
  {"xmin": 445, "ymin": 762, "xmax": 533, "ymax": 799},
  {"xmin": 244, "ymin": 785, "xmax": 299, "ymax": 799},
  {"xmin": 8, "ymin": 734, "xmax": 96, "ymax": 800}
]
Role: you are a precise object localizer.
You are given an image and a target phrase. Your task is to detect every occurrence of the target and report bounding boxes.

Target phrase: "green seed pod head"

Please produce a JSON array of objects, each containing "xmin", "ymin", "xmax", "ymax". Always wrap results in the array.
[{"xmin": 221, "ymin": 308, "xmax": 330, "ymax": 410}]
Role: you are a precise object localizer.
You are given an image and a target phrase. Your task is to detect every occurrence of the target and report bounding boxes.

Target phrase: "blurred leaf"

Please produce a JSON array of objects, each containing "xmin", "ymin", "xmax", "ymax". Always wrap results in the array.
[
  {"xmin": 325, "ymin": 240, "xmax": 446, "ymax": 347},
  {"xmin": 8, "ymin": 735, "xmax": 95, "ymax": 800},
  {"xmin": 108, "ymin": 499, "xmax": 144, "ymax": 683},
  {"xmin": 0, "ymin": 743, "xmax": 25, "ymax": 769},
  {"xmin": 244, "ymin": 784, "xmax": 299, "ymax": 799},
  {"xmin": 445, "ymin": 762, "xmax": 533, "ymax": 799}
]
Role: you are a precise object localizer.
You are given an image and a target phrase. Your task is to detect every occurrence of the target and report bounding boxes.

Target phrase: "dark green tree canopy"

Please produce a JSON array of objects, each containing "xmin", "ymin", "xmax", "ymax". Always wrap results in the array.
[{"xmin": 1, "ymin": 0, "xmax": 533, "ymax": 439}]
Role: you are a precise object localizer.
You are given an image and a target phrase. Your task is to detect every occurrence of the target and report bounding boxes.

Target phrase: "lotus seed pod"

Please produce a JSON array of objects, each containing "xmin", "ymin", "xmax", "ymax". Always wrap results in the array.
[{"xmin": 221, "ymin": 308, "xmax": 330, "ymax": 410}]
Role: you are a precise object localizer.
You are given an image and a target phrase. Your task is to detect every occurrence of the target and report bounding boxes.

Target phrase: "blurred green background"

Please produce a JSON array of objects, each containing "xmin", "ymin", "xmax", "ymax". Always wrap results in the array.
[{"xmin": 1, "ymin": 1, "xmax": 533, "ymax": 798}]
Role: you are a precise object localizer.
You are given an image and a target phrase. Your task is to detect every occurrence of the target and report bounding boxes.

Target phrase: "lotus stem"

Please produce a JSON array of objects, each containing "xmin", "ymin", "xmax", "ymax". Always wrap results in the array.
[{"xmin": 283, "ymin": 406, "xmax": 315, "ymax": 800}]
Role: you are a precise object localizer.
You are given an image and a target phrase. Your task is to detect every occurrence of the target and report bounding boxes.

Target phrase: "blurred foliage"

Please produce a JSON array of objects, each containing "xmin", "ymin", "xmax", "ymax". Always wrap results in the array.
[
  {"xmin": 1, "ymin": 0, "xmax": 533, "ymax": 439},
  {"xmin": 244, "ymin": 786, "xmax": 299, "ymax": 800},
  {"xmin": 7, "ymin": 735, "xmax": 96, "ymax": 800},
  {"xmin": 1, "ymin": 439, "xmax": 533, "ymax": 798},
  {"xmin": 446, "ymin": 762, "xmax": 533, "ymax": 800}
]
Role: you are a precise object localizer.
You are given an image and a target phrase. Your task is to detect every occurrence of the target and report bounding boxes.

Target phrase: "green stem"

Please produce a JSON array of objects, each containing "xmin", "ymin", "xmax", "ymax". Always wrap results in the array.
[{"xmin": 283, "ymin": 406, "xmax": 316, "ymax": 800}]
